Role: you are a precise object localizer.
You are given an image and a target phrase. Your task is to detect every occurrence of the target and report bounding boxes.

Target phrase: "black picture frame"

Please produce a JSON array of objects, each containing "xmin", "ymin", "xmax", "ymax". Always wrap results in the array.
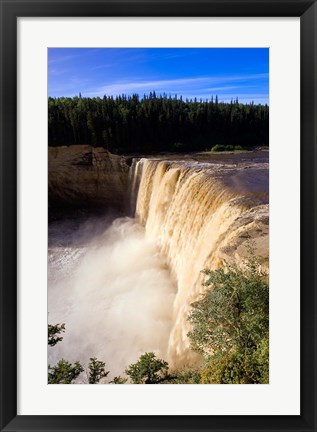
[{"xmin": 0, "ymin": 1, "xmax": 316, "ymax": 431}]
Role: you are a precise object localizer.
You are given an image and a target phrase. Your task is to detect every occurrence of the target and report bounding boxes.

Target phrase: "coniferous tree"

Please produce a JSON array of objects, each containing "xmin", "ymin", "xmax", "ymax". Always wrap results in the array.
[
  {"xmin": 48, "ymin": 323, "xmax": 65, "ymax": 346},
  {"xmin": 88, "ymin": 357, "xmax": 110, "ymax": 384},
  {"xmin": 48, "ymin": 94, "xmax": 269, "ymax": 153},
  {"xmin": 125, "ymin": 352, "xmax": 169, "ymax": 384},
  {"xmin": 48, "ymin": 359, "xmax": 84, "ymax": 384}
]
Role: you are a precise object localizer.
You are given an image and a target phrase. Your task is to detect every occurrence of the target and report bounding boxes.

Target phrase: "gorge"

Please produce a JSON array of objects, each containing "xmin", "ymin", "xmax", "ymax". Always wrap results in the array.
[{"xmin": 48, "ymin": 145, "xmax": 269, "ymax": 379}]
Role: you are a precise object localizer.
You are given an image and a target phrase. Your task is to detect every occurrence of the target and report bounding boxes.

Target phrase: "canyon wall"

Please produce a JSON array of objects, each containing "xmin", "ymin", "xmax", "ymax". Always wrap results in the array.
[{"xmin": 48, "ymin": 145, "xmax": 131, "ymax": 210}]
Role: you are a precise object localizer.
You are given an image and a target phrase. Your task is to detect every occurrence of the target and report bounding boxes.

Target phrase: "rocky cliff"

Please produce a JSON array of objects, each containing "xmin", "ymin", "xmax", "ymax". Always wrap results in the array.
[{"xmin": 48, "ymin": 145, "xmax": 131, "ymax": 210}]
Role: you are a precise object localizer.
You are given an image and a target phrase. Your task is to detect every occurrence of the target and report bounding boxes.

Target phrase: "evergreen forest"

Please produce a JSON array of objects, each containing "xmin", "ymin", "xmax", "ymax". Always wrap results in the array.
[{"xmin": 48, "ymin": 93, "xmax": 269, "ymax": 154}]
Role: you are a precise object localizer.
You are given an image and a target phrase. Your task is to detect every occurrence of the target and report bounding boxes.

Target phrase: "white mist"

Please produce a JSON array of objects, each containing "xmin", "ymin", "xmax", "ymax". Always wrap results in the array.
[{"xmin": 48, "ymin": 216, "xmax": 176, "ymax": 380}]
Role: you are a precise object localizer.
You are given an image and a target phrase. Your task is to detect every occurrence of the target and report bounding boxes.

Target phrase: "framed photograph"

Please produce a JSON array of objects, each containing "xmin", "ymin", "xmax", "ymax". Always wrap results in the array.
[{"xmin": 0, "ymin": 1, "xmax": 316, "ymax": 431}]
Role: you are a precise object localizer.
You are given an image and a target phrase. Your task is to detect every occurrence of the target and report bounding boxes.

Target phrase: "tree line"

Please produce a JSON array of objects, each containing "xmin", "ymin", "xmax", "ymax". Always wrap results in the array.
[{"xmin": 48, "ymin": 93, "xmax": 269, "ymax": 154}]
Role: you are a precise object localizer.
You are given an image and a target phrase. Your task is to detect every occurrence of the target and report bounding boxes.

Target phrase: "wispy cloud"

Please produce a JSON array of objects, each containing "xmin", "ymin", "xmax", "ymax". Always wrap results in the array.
[
  {"xmin": 82, "ymin": 73, "xmax": 268, "ymax": 98},
  {"xmin": 49, "ymin": 75, "xmax": 91, "ymax": 95},
  {"xmin": 93, "ymin": 77, "xmax": 208, "ymax": 95},
  {"xmin": 48, "ymin": 48, "xmax": 102, "ymax": 66},
  {"xmin": 91, "ymin": 63, "xmax": 115, "ymax": 71},
  {"xmin": 48, "ymin": 54, "xmax": 80, "ymax": 66}
]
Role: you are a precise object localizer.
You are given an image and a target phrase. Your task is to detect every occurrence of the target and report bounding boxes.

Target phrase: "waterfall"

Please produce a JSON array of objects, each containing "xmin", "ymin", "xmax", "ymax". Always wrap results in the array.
[
  {"xmin": 131, "ymin": 158, "xmax": 269, "ymax": 365},
  {"xmin": 128, "ymin": 158, "xmax": 144, "ymax": 216},
  {"xmin": 48, "ymin": 153, "xmax": 268, "ymax": 376}
]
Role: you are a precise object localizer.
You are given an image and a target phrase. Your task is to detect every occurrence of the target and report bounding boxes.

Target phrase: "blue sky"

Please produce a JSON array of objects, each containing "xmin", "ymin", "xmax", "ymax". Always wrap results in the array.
[{"xmin": 48, "ymin": 48, "xmax": 269, "ymax": 105}]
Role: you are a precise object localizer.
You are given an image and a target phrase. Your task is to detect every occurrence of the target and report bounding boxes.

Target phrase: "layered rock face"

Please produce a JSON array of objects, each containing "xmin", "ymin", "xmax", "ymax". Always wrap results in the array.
[{"xmin": 48, "ymin": 145, "xmax": 131, "ymax": 210}]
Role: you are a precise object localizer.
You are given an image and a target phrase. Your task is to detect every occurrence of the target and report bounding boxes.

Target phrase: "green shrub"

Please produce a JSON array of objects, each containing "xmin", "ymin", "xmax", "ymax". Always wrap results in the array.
[
  {"xmin": 166, "ymin": 369, "xmax": 201, "ymax": 384},
  {"xmin": 200, "ymin": 339, "xmax": 269, "ymax": 384},
  {"xmin": 211, "ymin": 144, "xmax": 226, "ymax": 152},
  {"xmin": 188, "ymin": 253, "xmax": 269, "ymax": 384},
  {"xmin": 201, "ymin": 351, "xmax": 246, "ymax": 384},
  {"xmin": 125, "ymin": 352, "xmax": 169, "ymax": 384},
  {"xmin": 211, "ymin": 144, "xmax": 245, "ymax": 152},
  {"xmin": 48, "ymin": 359, "xmax": 84, "ymax": 384},
  {"xmin": 110, "ymin": 376, "xmax": 128, "ymax": 384}
]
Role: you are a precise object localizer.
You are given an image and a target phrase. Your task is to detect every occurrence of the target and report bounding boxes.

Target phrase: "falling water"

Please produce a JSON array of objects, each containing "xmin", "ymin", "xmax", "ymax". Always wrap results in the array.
[
  {"xmin": 133, "ymin": 158, "xmax": 268, "ymax": 365},
  {"xmin": 128, "ymin": 158, "xmax": 144, "ymax": 215}
]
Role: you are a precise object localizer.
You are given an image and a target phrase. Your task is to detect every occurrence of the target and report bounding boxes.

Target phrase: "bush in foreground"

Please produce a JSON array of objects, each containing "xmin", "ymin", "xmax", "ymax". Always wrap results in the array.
[
  {"xmin": 125, "ymin": 352, "xmax": 169, "ymax": 384},
  {"xmin": 48, "ymin": 359, "xmax": 84, "ymax": 384},
  {"xmin": 188, "ymin": 253, "xmax": 269, "ymax": 384}
]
